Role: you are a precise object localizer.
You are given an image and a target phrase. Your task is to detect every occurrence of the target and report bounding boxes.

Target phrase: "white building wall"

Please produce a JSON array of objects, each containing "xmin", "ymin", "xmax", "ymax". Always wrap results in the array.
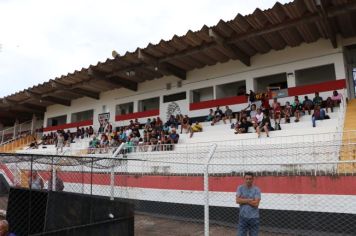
[{"xmin": 44, "ymin": 38, "xmax": 351, "ymax": 131}]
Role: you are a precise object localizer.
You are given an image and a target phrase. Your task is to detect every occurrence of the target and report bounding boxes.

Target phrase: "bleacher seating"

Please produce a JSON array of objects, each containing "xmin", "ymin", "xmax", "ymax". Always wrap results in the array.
[{"xmin": 17, "ymin": 105, "xmax": 343, "ymax": 172}]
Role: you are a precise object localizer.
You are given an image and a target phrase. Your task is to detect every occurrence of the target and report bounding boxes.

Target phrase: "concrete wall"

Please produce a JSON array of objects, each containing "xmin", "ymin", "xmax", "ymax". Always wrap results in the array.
[{"xmin": 44, "ymin": 38, "xmax": 351, "ymax": 130}]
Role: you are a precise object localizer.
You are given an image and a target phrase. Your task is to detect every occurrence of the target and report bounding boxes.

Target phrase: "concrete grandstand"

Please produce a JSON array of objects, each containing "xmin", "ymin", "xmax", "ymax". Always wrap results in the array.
[{"xmin": 1, "ymin": 0, "xmax": 356, "ymax": 235}]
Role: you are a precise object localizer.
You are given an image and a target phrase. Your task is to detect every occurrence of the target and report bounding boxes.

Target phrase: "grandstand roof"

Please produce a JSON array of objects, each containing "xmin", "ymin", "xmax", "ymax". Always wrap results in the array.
[{"xmin": 1, "ymin": 0, "xmax": 356, "ymax": 125}]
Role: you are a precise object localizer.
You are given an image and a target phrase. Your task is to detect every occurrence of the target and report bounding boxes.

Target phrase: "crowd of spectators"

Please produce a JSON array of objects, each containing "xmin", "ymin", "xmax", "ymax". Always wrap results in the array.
[
  {"xmin": 206, "ymin": 90, "xmax": 342, "ymax": 138},
  {"xmin": 88, "ymin": 116, "xmax": 204, "ymax": 153},
  {"xmin": 36, "ymin": 90, "xmax": 342, "ymax": 152}
]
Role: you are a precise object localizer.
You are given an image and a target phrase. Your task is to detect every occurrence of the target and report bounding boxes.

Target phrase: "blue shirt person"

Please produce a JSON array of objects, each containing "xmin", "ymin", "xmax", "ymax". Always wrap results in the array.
[{"xmin": 236, "ymin": 172, "xmax": 261, "ymax": 236}]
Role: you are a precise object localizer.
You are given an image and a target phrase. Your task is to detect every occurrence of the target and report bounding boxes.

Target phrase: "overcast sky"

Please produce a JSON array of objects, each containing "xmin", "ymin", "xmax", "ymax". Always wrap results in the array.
[{"xmin": 0, "ymin": 0, "xmax": 291, "ymax": 97}]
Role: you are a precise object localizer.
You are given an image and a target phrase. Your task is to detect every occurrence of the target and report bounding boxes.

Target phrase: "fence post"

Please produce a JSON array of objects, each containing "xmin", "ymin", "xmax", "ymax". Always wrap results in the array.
[
  {"xmin": 90, "ymin": 158, "xmax": 93, "ymax": 195},
  {"xmin": 51, "ymin": 156, "xmax": 56, "ymax": 191},
  {"xmin": 110, "ymin": 143, "xmax": 125, "ymax": 200},
  {"xmin": 204, "ymin": 144, "xmax": 217, "ymax": 236}
]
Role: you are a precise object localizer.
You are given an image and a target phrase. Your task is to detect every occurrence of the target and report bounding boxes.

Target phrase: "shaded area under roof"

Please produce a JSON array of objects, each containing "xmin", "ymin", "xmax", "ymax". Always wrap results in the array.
[{"xmin": 1, "ymin": 0, "xmax": 356, "ymax": 126}]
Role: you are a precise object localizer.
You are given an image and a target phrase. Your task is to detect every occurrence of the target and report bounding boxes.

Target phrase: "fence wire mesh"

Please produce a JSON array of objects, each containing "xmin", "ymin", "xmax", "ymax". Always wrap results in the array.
[{"xmin": 0, "ymin": 140, "xmax": 356, "ymax": 235}]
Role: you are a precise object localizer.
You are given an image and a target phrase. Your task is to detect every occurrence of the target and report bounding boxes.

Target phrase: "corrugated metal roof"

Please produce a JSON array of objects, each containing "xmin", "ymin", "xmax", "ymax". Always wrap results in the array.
[{"xmin": 1, "ymin": 0, "xmax": 356, "ymax": 124}]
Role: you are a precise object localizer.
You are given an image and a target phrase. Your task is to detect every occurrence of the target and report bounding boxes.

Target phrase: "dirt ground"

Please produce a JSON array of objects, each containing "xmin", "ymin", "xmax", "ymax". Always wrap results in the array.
[{"xmin": 135, "ymin": 214, "xmax": 288, "ymax": 236}]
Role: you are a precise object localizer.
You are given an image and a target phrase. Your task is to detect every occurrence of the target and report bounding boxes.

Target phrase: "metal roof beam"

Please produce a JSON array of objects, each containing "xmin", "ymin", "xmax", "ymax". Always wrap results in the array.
[
  {"xmin": 316, "ymin": 0, "xmax": 337, "ymax": 48},
  {"xmin": 227, "ymin": 1, "xmax": 356, "ymax": 45},
  {"xmin": 138, "ymin": 49, "xmax": 187, "ymax": 80},
  {"xmin": 209, "ymin": 29, "xmax": 251, "ymax": 66},
  {"xmin": 2, "ymin": 99, "xmax": 46, "ymax": 113},
  {"xmin": 51, "ymin": 81, "xmax": 100, "ymax": 100},
  {"xmin": 25, "ymin": 91, "xmax": 71, "ymax": 107},
  {"xmin": 88, "ymin": 68, "xmax": 138, "ymax": 92}
]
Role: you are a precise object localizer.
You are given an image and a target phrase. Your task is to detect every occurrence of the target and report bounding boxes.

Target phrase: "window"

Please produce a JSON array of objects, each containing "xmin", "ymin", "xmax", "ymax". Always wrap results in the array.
[
  {"xmin": 163, "ymin": 92, "xmax": 186, "ymax": 103},
  {"xmin": 255, "ymin": 73, "xmax": 287, "ymax": 92},
  {"xmin": 116, "ymin": 102, "xmax": 134, "ymax": 115},
  {"xmin": 216, "ymin": 81, "xmax": 246, "ymax": 99},
  {"xmin": 71, "ymin": 110, "xmax": 94, "ymax": 123},
  {"xmin": 138, "ymin": 97, "xmax": 160, "ymax": 112},
  {"xmin": 295, "ymin": 64, "xmax": 336, "ymax": 86},
  {"xmin": 47, "ymin": 115, "xmax": 67, "ymax": 127},
  {"xmin": 190, "ymin": 87, "xmax": 214, "ymax": 103}
]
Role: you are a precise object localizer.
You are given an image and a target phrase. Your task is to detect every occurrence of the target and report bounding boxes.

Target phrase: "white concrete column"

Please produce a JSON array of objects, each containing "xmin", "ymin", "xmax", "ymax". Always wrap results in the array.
[
  {"xmin": 287, "ymin": 72, "xmax": 296, "ymax": 88},
  {"xmin": 245, "ymin": 78, "xmax": 255, "ymax": 92},
  {"xmin": 31, "ymin": 114, "xmax": 37, "ymax": 135},
  {"xmin": 13, "ymin": 119, "xmax": 19, "ymax": 139}
]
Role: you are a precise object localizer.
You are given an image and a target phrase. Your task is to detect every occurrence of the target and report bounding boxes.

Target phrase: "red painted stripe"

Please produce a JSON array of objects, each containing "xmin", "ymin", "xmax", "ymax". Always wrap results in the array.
[
  {"xmin": 190, "ymin": 96, "xmax": 247, "ymax": 111},
  {"xmin": 44, "ymin": 120, "xmax": 93, "ymax": 132},
  {"xmin": 34, "ymin": 172, "xmax": 356, "ymax": 195},
  {"xmin": 115, "ymin": 109, "xmax": 160, "ymax": 121},
  {"xmin": 288, "ymin": 79, "xmax": 346, "ymax": 97},
  {"xmin": 0, "ymin": 164, "xmax": 14, "ymax": 183}
]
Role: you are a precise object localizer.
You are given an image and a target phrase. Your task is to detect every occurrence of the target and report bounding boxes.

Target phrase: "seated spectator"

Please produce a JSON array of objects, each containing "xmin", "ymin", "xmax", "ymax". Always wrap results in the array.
[
  {"xmin": 145, "ymin": 118, "xmax": 152, "ymax": 129},
  {"xmin": 131, "ymin": 133, "xmax": 140, "ymax": 145},
  {"xmin": 260, "ymin": 94, "xmax": 271, "ymax": 111},
  {"xmin": 234, "ymin": 117, "xmax": 252, "ymax": 134},
  {"xmin": 313, "ymin": 92, "xmax": 323, "ymax": 107},
  {"xmin": 162, "ymin": 124, "xmax": 170, "ymax": 134},
  {"xmin": 302, "ymin": 96, "xmax": 313, "ymax": 115},
  {"xmin": 191, "ymin": 121, "xmax": 203, "ymax": 138},
  {"xmin": 124, "ymin": 126, "xmax": 132, "ymax": 137},
  {"xmin": 150, "ymin": 118, "xmax": 157, "ymax": 127},
  {"xmin": 109, "ymin": 134, "xmax": 119, "ymax": 147},
  {"xmin": 326, "ymin": 96, "xmax": 334, "ymax": 113},
  {"xmin": 159, "ymin": 130, "xmax": 169, "ymax": 150},
  {"xmin": 236, "ymin": 104, "xmax": 250, "ymax": 123},
  {"xmin": 331, "ymin": 90, "xmax": 342, "ymax": 105},
  {"xmin": 88, "ymin": 126, "xmax": 94, "ymax": 136},
  {"xmin": 128, "ymin": 120, "xmax": 135, "ymax": 129},
  {"xmin": 191, "ymin": 121, "xmax": 203, "ymax": 133},
  {"xmin": 131, "ymin": 126, "xmax": 141, "ymax": 138},
  {"xmin": 284, "ymin": 101, "xmax": 292, "ymax": 123},
  {"xmin": 211, "ymin": 106, "xmax": 223, "ymax": 125},
  {"xmin": 169, "ymin": 128, "xmax": 180, "ymax": 144},
  {"xmin": 80, "ymin": 127, "xmax": 85, "ymax": 139},
  {"xmin": 312, "ymin": 105, "xmax": 328, "ymax": 127},
  {"xmin": 143, "ymin": 131, "xmax": 151, "ymax": 147},
  {"xmin": 272, "ymin": 100, "xmax": 282, "ymax": 130},
  {"xmin": 134, "ymin": 118, "xmax": 141, "ymax": 128},
  {"xmin": 326, "ymin": 90, "xmax": 343, "ymax": 113},
  {"xmin": 166, "ymin": 115, "xmax": 178, "ymax": 128},
  {"xmin": 76, "ymin": 127, "xmax": 81, "ymax": 139},
  {"xmin": 118, "ymin": 130, "xmax": 127, "ymax": 142},
  {"xmin": 223, "ymin": 106, "xmax": 233, "ymax": 124},
  {"xmin": 206, "ymin": 109, "xmax": 214, "ymax": 122},
  {"xmin": 255, "ymin": 108, "xmax": 263, "ymax": 124},
  {"xmin": 150, "ymin": 129, "xmax": 159, "ymax": 146},
  {"xmin": 180, "ymin": 115, "xmax": 193, "ymax": 138},
  {"xmin": 256, "ymin": 112, "xmax": 272, "ymax": 138},
  {"xmin": 156, "ymin": 117, "xmax": 163, "ymax": 129},
  {"xmin": 293, "ymin": 96, "xmax": 300, "ymax": 105},
  {"xmin": 248, "ymin": 104, "xmax": 257, "ymax": 123},
  {"xmin": 85, "ymin": 127, "xmax": 89, "ymax": 138},
  {"xmin": 293, "ymin": 99, "xmax": 304, "ymax": 122},
  {"xmin": 89, "ymin": 136, "xmax": 99, "ymax": 148},
  {"xmin": 104, "ymin": 120, "xmax": 112, "ymax": 134},
  {"xmin": 100, "ymin": 134, "xmax": 109, "ymax": 148}
]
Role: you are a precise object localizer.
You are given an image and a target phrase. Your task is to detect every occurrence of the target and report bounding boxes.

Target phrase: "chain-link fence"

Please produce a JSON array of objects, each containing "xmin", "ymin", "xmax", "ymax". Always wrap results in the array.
[{"xmin": 0, "ymin": 146, "xmax": 356, "ymax": 235}]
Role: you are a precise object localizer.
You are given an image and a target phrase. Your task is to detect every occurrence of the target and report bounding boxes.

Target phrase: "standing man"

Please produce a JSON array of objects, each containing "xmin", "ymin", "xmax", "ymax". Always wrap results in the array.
[{"xmin": 236, "ymin": 172, "xmax": 261, "ymax": 236}]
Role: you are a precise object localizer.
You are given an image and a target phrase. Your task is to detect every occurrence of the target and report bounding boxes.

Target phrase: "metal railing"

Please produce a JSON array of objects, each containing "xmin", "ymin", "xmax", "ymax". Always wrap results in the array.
[{"xmin": 0, "ymin": 119, "xmax": 43, "ymax": 145}]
